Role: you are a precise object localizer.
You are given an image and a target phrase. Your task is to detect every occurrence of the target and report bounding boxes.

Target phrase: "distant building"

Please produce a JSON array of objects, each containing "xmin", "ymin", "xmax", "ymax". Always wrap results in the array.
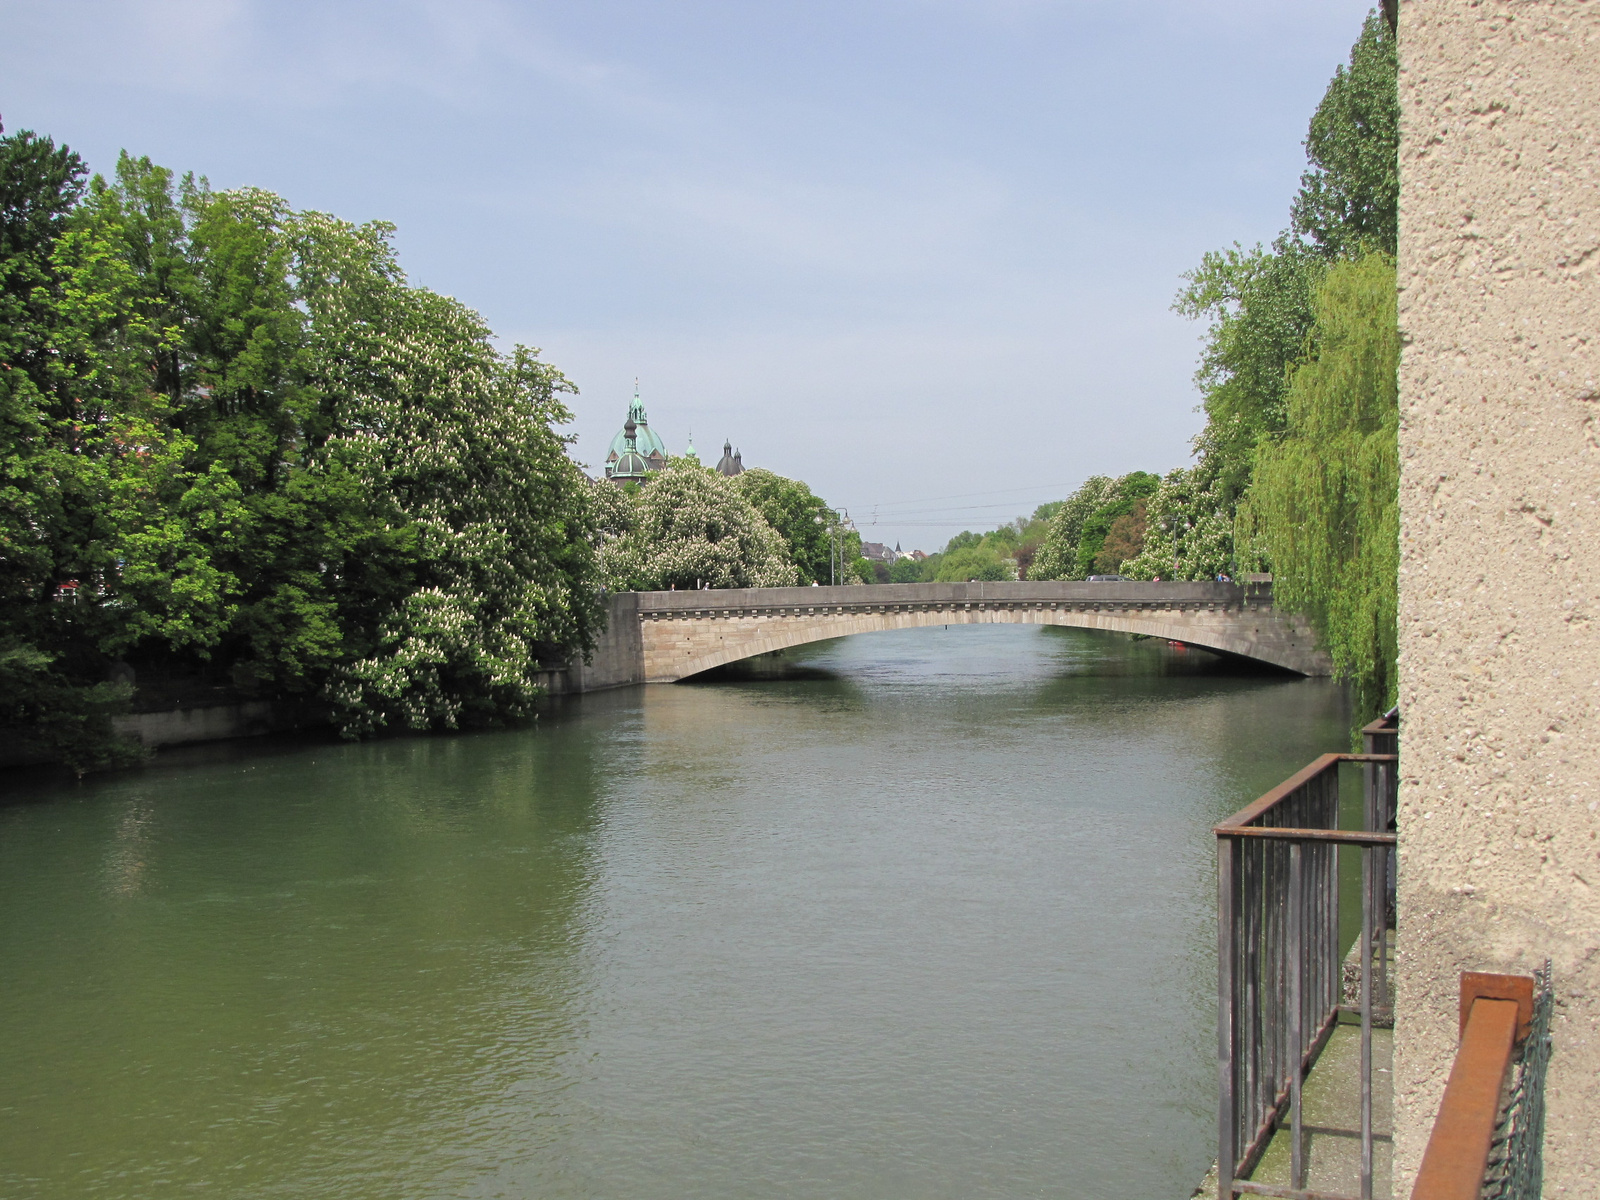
[
  {"xmin": 597, "ymin": 382, "xmax": 756, "ymax": 485},
  {"xmin": 606, "ymin": 418, "xmax": 651, "ymax": 485},
  {"xmin": 860, "ymin": 542, "xmax": 896, "ymax": 564},
  {"xmin": 910, "ymin": 550, "xmax": 928, "ymax": 562},
  {"xmin": 604, "ymin": 383, "xmax": 669, "ymax": 484}
]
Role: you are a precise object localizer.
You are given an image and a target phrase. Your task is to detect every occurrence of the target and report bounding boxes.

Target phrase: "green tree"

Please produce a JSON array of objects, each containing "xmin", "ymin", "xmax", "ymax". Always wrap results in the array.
[
  {"xmin": 852, "ymin": 557, "xmax": 882, "ymax": 584},
  {"xmin": 1169, "ymin": 9, "xmax": 1399, "ymax": 727},
  {"xmin": 1289, "ymin": 11, "xmax": 1398, "ymax": 259},
  {"xmin": 934, "ymin": 543, "xmax": 1012, "ymax": 582},
  {"xmin": 1122, "ymin": 467, "xmax": 1234, "ymax": 581},
  {"xmin": 1093, "ymin": 501, "xmax": 1148, "ymax": 574},
  {"xmin": 0, "ymin": 128, "xmax": 158, "ymax": 768},
  {"xmin": 65, "ymin": 162, "xmax": 247, "ymax": 663},
  {"xmin": 730, "ymin": 467, "xmax": 834, "ymax": 583},
  {"xmin": 0, "ymin": 126, "xmax": 86, "ymax": 626},
  {"xmin": 289, "ymin": 212, "xmax": 603, "ymax": 734},
  {"xmin": 1010, "ymin": 503, "xmax": 1059, "ymax": 579},
  {"xmin": 597, "ymin": 461, "xmax": 796, "ymax": 592},
  {"xmin": 1073, "ymin": 472, "xmax": 1160, "ymax": 577},
  {"xmin": 2, "ymin": 130, "xmax": 609, "ymax": 758},
  {"xmin": 1179, "ymin": 11, "xmax": 1397, "ymax": 520},
  {"xmin": 1252, "ymin": 254, "xmax": 1398, "ymax": 722},
  {"xmin": 889, "ymin": 556, "xmax": 924, "ymax": 584},
  {"xmin": 0, "ymin": 643, "xmax": 139, "ymax": 772},
  {"xmin": 1030, "ymin": 476, "xmax": 1116, "ymax": 580},
  {"xmin": 832, "ymin": 525, "xmax": 865, "ymax": 584},
  {"xmin": 1177, "ymin": 245, "xmax": 1322, "ymax": 508}
]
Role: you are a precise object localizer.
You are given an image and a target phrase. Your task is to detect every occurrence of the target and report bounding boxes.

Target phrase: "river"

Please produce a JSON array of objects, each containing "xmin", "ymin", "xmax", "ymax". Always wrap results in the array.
[{"xmin": 0, "ymin": 624, "xmax": 1349, "ymax": 1199}]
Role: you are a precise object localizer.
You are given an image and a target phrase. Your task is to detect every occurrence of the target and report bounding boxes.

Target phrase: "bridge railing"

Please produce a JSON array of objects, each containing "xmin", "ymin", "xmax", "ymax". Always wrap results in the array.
[
  {"xmin": 630, "ymin": 578, "xmax": 1262, "ymax": 612},
  {"xmin": 1215, "ymin": 750, "xmax": 1398, "ymax": 1200}
]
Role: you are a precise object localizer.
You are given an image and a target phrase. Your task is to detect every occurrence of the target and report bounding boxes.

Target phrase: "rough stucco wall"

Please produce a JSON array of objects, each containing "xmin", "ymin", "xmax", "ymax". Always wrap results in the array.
[{"xmin": 1395, "ymin": 1, "xmax": 1600, "ymax": 1192}]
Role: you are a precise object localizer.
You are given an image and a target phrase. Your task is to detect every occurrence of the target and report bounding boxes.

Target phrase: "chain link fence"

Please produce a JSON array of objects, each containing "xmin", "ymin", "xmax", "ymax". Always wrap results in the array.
[{"xmin": 1481, "ymin": 959, "xmax": 1553, "ymax": 1200}]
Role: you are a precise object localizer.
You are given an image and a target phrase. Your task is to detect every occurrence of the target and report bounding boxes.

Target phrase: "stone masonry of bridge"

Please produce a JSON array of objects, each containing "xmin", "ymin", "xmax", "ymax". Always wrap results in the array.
[{"xmin": 564, "ymin": 581, "xmax": 1330, "ymax": 690}]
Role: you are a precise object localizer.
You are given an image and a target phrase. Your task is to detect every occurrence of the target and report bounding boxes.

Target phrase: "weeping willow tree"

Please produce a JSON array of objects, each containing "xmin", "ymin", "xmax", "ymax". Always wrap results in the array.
[{"xmin": 1252, "ymin": 252, "xmax": 1398, "ymax": 725}]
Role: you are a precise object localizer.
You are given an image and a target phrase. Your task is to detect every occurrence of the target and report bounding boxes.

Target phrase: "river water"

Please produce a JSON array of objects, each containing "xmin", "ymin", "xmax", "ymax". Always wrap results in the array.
[{"xmin": 0, "ymin": 625, "xmax": 1349, "ymax": 1199}]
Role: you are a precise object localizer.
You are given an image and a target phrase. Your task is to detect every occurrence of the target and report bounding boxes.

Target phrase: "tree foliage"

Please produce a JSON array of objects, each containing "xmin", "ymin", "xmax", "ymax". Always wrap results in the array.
[
  {"xmin": 1175, "ymin": 10, "xmax": 1397, "ymax": 520},
  {"xmin": 1289, "ymin": 11, "xmax": 1398, "ymax": 260},
  {"xmin": 1252, "ymin": 254, "xmax": 1398, "ymax": 717},
  {"xmin": 0, "ymin": 126, "xmax": 605, "ymax": 762},
  {"xmin": 1147, "ymin": 9, "xmax": 1400, "ymax": 720},
  {"xmin": 596, "ymin": 462, "xmax": 797, "ymax": 591},
  {"xmin": 730, "ymin": 467, "xmax": 834, "ymax": 584},
  {"xmin": 0, "ymin": 642, "xmax": 140, "ymax": 772},
  {"xmin": 1094, "ymin": 503, "xmax": 1148, "ymax": 575},
  {"xmin": 1074, "ymin": 472, "xmax": 1159, "ymax": 576},
  {"xmin": 1030, "ymin": 473, "xmax": 1162, "ymax": 579},
  {"xmin": 889, "ymin": 556, "xmax": 924, "ymax": 584},
  {"xmin": 1029, "ymin": 476, "xmax": 1116, "ymax": 580},
  {"xmin": 933, "ymin": 543, "xmax": 1012, "ymax": 582},
  {"xmin": 1177, "ymin": 245, "xmax": 1322, "ymax": 507},
  {"xmin": 1122, "ymin": 467, "xmax": 1234, "ymax": 581}
]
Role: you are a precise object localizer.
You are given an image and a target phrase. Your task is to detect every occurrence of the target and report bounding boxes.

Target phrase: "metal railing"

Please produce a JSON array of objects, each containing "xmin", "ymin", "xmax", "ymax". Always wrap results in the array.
[
  {"xmin": 1362, "ymin": 711, "xmax": 1399, "ymax": 1017},
  {"xmin": 1411, "ymin": 964, "xmax": 1552, "ymax": 1200},
  {"xmin": 1215, "ymin": 747, "xmax": 1398, "ymax": 1200}
]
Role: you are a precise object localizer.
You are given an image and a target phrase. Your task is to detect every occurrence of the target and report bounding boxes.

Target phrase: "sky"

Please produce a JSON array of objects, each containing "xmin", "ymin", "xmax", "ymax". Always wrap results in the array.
[{"xmin": 3, "ymin": 0, "xmax": 1374, "ymax": 553}]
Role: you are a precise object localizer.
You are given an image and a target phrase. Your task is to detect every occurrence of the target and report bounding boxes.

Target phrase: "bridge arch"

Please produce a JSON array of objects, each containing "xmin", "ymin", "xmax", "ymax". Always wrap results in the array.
[
  {"xmin": 622, "ymin": 581, "xmax": 1330, "ymax": 683},
  {"xmin": 668, "ymin": 605, "xmax": 1292, "ymax": 679}
]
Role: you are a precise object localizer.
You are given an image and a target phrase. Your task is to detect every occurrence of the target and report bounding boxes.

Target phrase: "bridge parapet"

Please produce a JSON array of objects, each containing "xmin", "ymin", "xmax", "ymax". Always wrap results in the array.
[{"xmin": 633, "ymin": 579, "xmax": 1270, "ymax": 617}]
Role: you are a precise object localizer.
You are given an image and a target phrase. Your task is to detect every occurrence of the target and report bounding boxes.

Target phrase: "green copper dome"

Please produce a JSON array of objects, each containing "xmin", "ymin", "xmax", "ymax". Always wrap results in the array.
[
  {"xmin": 606, "ymin": 384, "xmax": 668, "ymax": 468},
  {"xmin": 605, "ymin": 410, "xmax": 658, "ymax": 484}
]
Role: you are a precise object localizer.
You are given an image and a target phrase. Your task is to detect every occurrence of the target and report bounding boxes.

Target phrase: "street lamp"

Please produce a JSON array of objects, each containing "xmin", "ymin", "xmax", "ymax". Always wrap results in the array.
[{"xmin": 814, "ymin": 508, "xmax": 856, "ymax": 586}]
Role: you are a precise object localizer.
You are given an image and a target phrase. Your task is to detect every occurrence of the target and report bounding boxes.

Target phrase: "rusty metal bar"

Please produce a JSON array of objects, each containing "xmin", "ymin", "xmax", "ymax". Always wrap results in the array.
[
  {"xmin": 1361, "ymin": 714, "xmax": 1398, "ymax": 1018},
  {"xmin": 1215, "ymin": 755, "xmax": 1397, "ymax": 831},
  {"xmin": 1288, "ymin": 842, "xmax": 1304, "ymax": 1190},
  {"xmin": 1359, "ymin": 845, "xmax": 1373, "ymax": 1198},
  {"xmin": 1219, "ymin": 834, "xmax": 1238, "ymax": 1198},
  {"xmin": 1361, "ymin": 714, "xmax": 1399, "ymax": 950},
  {"xmin": 1221, "ymin": 827, "xmax": 1396, "ymax": 846},
  {"xmin": 1410, "ymin": 994, "xmax": 1523, "ymax": 1200}
]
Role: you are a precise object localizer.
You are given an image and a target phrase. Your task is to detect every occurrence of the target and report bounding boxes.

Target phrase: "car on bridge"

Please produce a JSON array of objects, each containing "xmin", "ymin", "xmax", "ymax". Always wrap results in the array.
[{"xmin": 1086, "ymin": 574, "xmax": 1131, "ymax": 582}]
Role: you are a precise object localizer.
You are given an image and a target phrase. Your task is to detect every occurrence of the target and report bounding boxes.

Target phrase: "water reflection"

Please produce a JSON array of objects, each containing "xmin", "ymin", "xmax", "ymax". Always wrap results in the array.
[{"xmin": 0, "ymin": 624, "xmax": 1348, "ymax": 1199}]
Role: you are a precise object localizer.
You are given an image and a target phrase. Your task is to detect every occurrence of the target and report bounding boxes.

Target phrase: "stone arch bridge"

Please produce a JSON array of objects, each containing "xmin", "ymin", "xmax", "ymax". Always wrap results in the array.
[{"xmin": 562, "ymin": 580, "xmax": 1330, "ymax": 692}]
